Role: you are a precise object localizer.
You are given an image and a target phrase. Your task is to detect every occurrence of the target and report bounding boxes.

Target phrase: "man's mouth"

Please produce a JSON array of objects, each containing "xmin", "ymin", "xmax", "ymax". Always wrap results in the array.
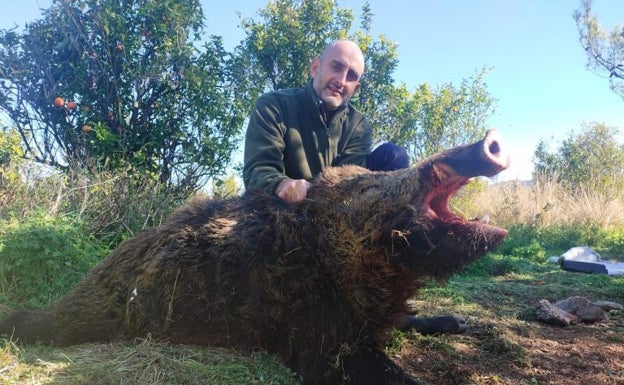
[{"xmin": 327, "ymin": 84, "xmax": 342, "ymax": 95}]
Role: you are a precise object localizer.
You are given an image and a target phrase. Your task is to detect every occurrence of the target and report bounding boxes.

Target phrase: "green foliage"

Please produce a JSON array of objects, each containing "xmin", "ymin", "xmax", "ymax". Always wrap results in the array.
[
  {"xmin": 0, "ymin": 159, "xmax": 185, "ymax": 248},
  {"xmin": 212, "ymin": 174, "xmax": 242, "ymax": 199},
  {"xmin": 0, "ymin": 215, "xmax": 108, "ymax": 308},
  {"xmin": 462, "ymin": 252, "xmax": 538, "ymax": 278},
  {"xmin": 0, "ymin": 160, "xmax": 186, "ymax": 309},
  {"xmin": 60, "ymin": 162, "xmax": 186, "ymax": 247},
  {"xmin": 240, "ymin": 0, "xmax": 354, "ymax": 91},
  {"xmin": 386, "ymin": 329, "xmax": 409, "ymax": 354},
  {"xmin": 0, "ymin": 0, "xmax": 247, "ymax": 191},
  {"xmin": 350, "ymin": 5, "xmax": 402, "ymax": 141},
  {"xmin": 0, "ymin": 127, "xmax": 24, "ymax": 167},
  {"xmin": 600, "ymin": 226, "xmax": 624, "ymax": 258},
  {"xmin": 464, "ymin": 223, "xmax": 624, "ymax": 279},
  {"xmin": 0, "ymin": 128, "xmax": 25, "ymax": 202},
  {"xmin": 450, "ymin": 177, "xmax": 488, "ymax": 219},
  {"xmin": 389, "ymin": 68, "xmax": 497, "ymax": 160},
  {"xmin": 500, "ymin": 224, "xmax": 590, "ymax": 258},
  {"xmin": 574, "ymin": 0, "xmax": 624, "ymax": 99},
  {"xmin": 533, "ymin": 122, "xmax": 624, "ymax": 191}
]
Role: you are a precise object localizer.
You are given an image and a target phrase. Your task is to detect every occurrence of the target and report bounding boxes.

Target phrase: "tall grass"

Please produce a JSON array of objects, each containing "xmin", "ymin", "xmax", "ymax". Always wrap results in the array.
[
  {"xmin": 456, "ymin": 175, "xmax": 624, "ymax": 229},
  {"xmin": 451, "ymin": 175, "xmax": 624, "ymax": 265},
  {"xmin": 2, "ymin": 162, "xmax": 188, "ymax": 246}
]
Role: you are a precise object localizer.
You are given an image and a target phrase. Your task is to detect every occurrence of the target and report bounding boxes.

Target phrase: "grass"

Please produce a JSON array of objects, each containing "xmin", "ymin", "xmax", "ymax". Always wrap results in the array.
[
  {"xmin": 475, "ymin": 176, "xmax": 624, "ymax": 228},
  {"xmin": 0, "ymin": 337, "xmax": 301, "ymax": 385},
  {"xmin": 0, "ymin": 215, "xmax": 108, "ymax": 308}
]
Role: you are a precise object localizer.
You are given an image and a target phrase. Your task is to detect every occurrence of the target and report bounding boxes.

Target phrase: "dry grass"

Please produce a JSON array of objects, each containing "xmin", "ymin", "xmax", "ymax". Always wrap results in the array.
[
  {"xmin": 0, "ymin": 337, "xmax": 300, "ymax": 385},
  {"xmin": 1, "ymin": 163, "xmax": 184, "ymax": 247},
  {"xmin": 462, "ymin": 176, "xmax": 624, "ymax": 228}
]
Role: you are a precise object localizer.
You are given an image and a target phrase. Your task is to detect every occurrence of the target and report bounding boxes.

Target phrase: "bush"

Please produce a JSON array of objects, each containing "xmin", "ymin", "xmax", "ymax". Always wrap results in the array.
[
  {"xmin": 0, "ymin": 214, "xmax": 109, "ymax": 308},
  {"xmin": 0, "ymin": 128, "xmax": 25, "ymax": 212},
  {"xmin": 61, "ymin": 163, "xmax": 187, "ymax": 247}
]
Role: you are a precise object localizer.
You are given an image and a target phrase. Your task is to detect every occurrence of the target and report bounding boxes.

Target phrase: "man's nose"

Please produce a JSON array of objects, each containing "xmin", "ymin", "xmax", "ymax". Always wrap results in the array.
[{"xmin": 335, "ymin": 71, "xmax": 348, "ymax": 86}]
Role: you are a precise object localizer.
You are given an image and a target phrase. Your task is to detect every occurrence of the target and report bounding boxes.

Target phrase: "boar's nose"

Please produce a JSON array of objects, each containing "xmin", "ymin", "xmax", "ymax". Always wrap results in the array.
[
  {"xmin": 437, "ymin": 129, "xmax": 511, "ymax": 179},
  {"xmin": 479, "ymin": 130, "xmax": 511, "ymax": 177}
]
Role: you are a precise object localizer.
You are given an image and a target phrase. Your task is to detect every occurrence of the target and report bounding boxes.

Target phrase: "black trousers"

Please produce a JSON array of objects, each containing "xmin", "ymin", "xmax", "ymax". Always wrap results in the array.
[{"xmin": 366, "ymin": 143, "xmax": 409, "ymax": 171}]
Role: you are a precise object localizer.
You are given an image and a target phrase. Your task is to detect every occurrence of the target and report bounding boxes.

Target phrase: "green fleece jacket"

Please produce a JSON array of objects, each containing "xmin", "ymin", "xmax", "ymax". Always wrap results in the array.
[{"xmin": 243, "ymin": 79, "xmax": 372, "ymax": 194}]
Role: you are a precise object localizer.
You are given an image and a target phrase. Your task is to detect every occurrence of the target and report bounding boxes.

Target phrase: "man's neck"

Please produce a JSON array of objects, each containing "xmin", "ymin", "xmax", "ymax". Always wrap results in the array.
[{"xmin": 317, "ymin": 99, "xmax": 340, "ymax": 125}]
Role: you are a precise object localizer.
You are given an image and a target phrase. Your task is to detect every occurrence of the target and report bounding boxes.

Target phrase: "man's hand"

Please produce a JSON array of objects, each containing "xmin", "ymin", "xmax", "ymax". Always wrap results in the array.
[{"xmin": 275, "ymin": 178, "xmax": 312, "ymax": 203}]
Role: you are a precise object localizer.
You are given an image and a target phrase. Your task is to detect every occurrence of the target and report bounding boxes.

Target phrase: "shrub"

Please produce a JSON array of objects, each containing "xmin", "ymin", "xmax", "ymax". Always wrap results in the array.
[
  {"xmin": 0, "ymin": 214, "xmax": 109, "ymax": 308},
  {"xmin": 0, "ymin": 128, "xmax": 25, "ymax": 213},
  {"xmin": 60, "ymin": 163, "xmax": 187, "ymax": 247}
]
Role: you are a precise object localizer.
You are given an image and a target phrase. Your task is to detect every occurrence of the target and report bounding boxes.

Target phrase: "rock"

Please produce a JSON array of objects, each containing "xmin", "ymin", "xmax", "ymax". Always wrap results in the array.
[
  {"xmin": 555, "ymin": 296, "xmax": 605, "ymax": 323},
  {"xmin": 535, "ymin": 299, "xmax": 579, "ymax": 326},
  {"xmin": 592, "ymin": 300, "xmax": 624, "ymax": 312}
]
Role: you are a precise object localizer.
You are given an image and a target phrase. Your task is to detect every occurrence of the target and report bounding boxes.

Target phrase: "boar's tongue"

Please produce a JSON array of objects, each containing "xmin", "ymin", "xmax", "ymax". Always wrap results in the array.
[{"xmin": 422, "ymin": 130, "xmax": 510, "ymax": 222}]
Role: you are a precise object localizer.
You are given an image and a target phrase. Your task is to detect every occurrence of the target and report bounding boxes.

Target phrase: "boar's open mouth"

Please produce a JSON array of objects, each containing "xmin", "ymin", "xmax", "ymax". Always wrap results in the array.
[
  {"xmin": 422, "ymin": 174, "xmax": 508, "ymax": 238},
  {"xmin": 421, "ymin": 130, "xmax": 510, "ymax": 238}
]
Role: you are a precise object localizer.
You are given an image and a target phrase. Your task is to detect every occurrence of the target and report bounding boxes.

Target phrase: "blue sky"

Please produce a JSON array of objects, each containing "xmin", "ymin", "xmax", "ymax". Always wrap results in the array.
[{"xmin": 4, "ymin": 1, "xmax": 624, "ymax": 181}]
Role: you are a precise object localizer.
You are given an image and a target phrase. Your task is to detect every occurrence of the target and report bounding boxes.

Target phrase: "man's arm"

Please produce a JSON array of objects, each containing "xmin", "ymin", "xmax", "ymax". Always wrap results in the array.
[
  {"xmin": 242, "ymin": 96, "xmax": 288, "ymax": 194},
  {"xmin": 332, "ymin": 111, "xmax": 373, "ymax": 168}
]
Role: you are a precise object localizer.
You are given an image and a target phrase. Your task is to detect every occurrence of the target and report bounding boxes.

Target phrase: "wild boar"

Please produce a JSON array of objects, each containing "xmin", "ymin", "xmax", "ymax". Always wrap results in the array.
[{"xmin": 0, "ymin": 130, "xmax": 510, "ymax": 385}]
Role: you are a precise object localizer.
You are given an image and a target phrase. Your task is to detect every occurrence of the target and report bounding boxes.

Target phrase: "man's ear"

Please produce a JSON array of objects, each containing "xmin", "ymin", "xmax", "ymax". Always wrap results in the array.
[{"xmin": 310, "ymin": 57, "xmax": 320, "ymax": 78}]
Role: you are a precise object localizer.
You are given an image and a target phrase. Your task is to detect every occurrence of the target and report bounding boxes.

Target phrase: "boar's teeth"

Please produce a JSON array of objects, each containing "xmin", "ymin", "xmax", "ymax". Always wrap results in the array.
[{"xmin": 453, "ymin": 207, "xmax": 468, "ymax": 221}]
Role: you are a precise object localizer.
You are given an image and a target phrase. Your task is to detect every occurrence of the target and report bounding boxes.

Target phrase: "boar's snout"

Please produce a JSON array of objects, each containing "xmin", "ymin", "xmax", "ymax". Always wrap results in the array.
[
  {"xmin": 431, "ymin": 129, "xmax": 511, "ymax": 180},
  {"xmin": 478, "ymin": 129, "xmax": 510, "ymax": 178}
]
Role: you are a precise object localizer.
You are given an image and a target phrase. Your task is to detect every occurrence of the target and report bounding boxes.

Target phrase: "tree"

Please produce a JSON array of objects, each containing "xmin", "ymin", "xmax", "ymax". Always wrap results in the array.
[
  {"xmin": 533, "ymin": 122, "xmax": 624, "ymax": 190},
  {"xmin": 574, "ymin": 0, "xmax": 624, "ymax": 99},
  {"xmin": 238, "ymin": 0, "xmax": 354, "ymax": 92},
  {"xmin": 350, "ymin": 3, "xmax": 403, "ymax": 142},
  {"xmin": 0, "ymin": 0, "xmax": 248, "ymax": 192},
  {"xmin": 388, "ymin": 68, "xmax": 497, "ymax": 161}
]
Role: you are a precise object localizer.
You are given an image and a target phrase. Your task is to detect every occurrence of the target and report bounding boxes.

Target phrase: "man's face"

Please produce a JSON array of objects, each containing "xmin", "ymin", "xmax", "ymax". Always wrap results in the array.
[{"xmin": 310, "ymin": 42, "xmax": 364, "ymax": 112}]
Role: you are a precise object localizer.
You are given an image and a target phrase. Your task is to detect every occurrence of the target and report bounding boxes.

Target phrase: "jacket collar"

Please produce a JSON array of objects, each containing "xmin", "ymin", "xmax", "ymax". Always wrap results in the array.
[{"xmin": 305, "ymin": 79, "xmax": 348, "ymax": 125}]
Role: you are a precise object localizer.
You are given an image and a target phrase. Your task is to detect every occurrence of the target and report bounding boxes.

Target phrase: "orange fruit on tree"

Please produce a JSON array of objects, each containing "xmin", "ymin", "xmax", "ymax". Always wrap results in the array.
[
  {"xmin": 67, "ymin": 101, "xmax": 77, "ymax": 110},
  {"xmin": 82, "ymin": 124, "xmax": 91, "ymax": 133},
  {"xmin": 54, "ymin": 97, "xmax": 65, "ymax": 108}
]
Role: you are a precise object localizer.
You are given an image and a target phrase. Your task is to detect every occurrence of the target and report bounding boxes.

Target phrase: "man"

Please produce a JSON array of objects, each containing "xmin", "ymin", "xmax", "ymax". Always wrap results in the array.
[
  {"xmin": 242, "ymin": 39, "xmax": 465, "ymax": 335},
  {"xmin": 243, "ymin": 39, "xmax": 408, "ymax": 202}
]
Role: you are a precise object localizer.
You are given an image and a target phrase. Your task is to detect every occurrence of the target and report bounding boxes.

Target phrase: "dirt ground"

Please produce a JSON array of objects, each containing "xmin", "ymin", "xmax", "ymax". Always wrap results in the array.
[{"xmin": 394, "ymin": 309, "xmax": 624, "ymax": 385}]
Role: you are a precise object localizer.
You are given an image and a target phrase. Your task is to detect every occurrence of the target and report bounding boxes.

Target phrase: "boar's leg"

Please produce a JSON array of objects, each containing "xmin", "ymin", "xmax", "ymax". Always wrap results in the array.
[
  {"xmin": 398, "ymin": 315, "xmax": 467, "ymax": 335},
  {"xmin": 342, "ymin": 348, "xmax": 420, "ymax": 385}
]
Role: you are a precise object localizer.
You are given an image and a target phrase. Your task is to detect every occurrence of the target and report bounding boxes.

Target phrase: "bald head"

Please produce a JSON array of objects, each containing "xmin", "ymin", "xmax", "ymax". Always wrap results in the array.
[
  {"xmin": 320, "ymin": 40, "xmax": 365, "ymax": 75},
  {"xmin": 310, "ymin": 39, "xmax": 365, "ymax": 112}
]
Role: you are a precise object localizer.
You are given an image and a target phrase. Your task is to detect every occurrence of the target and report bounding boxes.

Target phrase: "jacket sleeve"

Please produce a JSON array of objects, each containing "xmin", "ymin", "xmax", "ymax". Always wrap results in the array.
[
  {"xmin": 332, "ymin": 112, "xmax": 373, "ymax": 168},
  {"xmin": 242, "ymin": 95, "xmax": 287, "ymax": 194}
]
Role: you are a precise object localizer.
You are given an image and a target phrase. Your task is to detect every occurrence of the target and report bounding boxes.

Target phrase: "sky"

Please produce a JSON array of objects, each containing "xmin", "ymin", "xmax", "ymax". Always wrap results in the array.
[{"xmin": 3, "ymin": 0, "xmax": 624, "ymax": 181}]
